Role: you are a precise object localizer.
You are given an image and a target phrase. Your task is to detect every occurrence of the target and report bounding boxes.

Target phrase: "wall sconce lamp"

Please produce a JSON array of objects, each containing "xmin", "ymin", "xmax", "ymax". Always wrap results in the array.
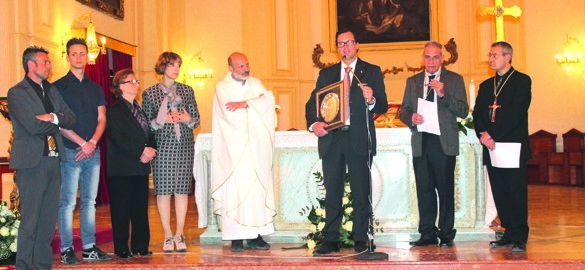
[
  {"xmin": 184, "ymin": 51, "xmax": 213, "ymax": 87},
  {"xmin": 86, "ymin": 21, "xmax": 107, "ymax": 65},
  {"xmin": 555, "ymin": 35, "xmax": 583, "ymax": 72}
]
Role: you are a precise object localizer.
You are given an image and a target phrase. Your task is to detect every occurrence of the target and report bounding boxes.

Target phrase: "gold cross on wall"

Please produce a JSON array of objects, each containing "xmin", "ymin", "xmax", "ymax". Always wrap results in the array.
[{"xmin": 479, "ymin": 0, "xmax": 522, "ymax": 41}]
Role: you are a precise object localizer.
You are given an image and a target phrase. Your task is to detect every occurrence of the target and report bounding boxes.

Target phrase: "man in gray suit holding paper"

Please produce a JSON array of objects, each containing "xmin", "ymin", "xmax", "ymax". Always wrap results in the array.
[
  {"xmin": 399, "ymin": 41, "xmax": 469, "ymax": 248},
  {"xmin": 8, "ymin": 46, "xmax": 76, "ymax": 270}
]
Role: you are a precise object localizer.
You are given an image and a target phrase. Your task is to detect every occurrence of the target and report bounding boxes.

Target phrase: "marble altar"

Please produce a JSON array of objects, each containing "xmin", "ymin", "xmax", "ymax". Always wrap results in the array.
[{"xmin": 194, "ymin": 128, "xmax": 493, "ymax": 244}]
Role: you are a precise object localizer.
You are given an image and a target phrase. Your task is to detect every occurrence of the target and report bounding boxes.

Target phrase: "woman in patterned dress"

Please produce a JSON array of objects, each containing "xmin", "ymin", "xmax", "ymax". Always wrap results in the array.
[{"xmin": 142, "ymin": 52, "xmax": 200, "ymax": 253}]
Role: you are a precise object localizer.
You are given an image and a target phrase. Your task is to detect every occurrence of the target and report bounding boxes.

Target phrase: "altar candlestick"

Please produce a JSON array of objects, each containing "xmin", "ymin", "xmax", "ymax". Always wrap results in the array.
[{"xmin": 469, "ymin": 80, "xmax": 476, "ymax": 110}]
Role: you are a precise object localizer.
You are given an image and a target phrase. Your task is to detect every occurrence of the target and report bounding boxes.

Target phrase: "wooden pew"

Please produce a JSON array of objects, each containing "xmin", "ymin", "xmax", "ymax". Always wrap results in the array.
[{"xmin": 562, "ymin": 129, "xmax": 585, "ymax": 186}]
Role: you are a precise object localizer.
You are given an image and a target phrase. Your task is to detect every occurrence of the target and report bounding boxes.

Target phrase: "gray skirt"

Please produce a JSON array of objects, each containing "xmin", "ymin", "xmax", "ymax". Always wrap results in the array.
[{"xmin": 152, "ymin": 138, "xmax": 194, "ymax": 195}]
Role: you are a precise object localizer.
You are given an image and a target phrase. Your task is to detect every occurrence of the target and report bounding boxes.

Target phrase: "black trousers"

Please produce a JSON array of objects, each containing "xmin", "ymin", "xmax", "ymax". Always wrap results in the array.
[
  {"xmin": 486, "ymin": 159, "xmax": 529, "ymax": 243},
  {"xmin": 107, "ymin": 175, "xmax": 150, "ymax": 254},
  {"xmin": 321, "ymin": 131, "xmax": 371, "ymax": 242},
  {"xmin": 412, "ymin": 133, "xmax": 456, "ymax": 241},
  {"xmin": 15, "ymin": 157, "xmax": 61, "ymax": 270}
]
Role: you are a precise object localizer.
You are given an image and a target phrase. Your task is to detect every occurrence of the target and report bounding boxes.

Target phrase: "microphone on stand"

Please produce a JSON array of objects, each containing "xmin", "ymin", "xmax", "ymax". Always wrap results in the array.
[
  {"xmin": 341, "ymin": 57, "xmax": 386, "ymax": 259},
  {"xmin": 354, "ymin": 73, "xmax": 388, "ymax": 261}
]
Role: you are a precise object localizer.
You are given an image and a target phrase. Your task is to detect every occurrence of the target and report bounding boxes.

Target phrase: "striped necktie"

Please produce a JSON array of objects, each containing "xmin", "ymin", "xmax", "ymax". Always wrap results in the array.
[{"xmin": 344, "ymin": 66, "xmax": 352, "ymax": 121}]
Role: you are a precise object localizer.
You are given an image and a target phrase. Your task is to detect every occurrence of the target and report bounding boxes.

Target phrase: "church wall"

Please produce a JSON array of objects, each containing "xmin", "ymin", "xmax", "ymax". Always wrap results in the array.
[
  {"xmin": 190, "ymin": 0, "xmax": 244, "ymax": 135},
  {"xmin": 524, "ymin": 0, "xmax": 585, "ymax": 145},
  {"xmin": 1, "ymin": 0, "xmax": 585, "ymax": 156},
  {"xmin": 239, "ymin": 0, "xmax": 501, "ymax": 131},
  {"xmin": 131, "ymin": 0, "xmax": 242, "ymax": 136},
  {"xmin": 237, "ymin": 0, "xmax": 585, "ymax": 147}
]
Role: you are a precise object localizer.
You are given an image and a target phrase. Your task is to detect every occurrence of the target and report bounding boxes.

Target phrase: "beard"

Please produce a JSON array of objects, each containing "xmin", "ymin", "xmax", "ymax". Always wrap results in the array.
[{"xmin": 232, "ymin": 72, "xmax": 249, "ymax": 81}]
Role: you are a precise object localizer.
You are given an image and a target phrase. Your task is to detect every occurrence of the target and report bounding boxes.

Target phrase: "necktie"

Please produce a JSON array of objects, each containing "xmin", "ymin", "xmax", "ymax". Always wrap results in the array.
[
  {"xmin": 41, "ymin": 86, "xmax": 58, "ymax": 156},
  {"xmin": 426, "ymin": 75, "xmax": 436, "ymax": 102},
  {"xmin": 344, "ymin": 66, "xmax": 352, "ymax": 121},
  {"xmin": 47, "ymin": 135, "xmax": 57, "ymax": 156},
  {"xmin": 131, "ymin": 100, "xmax": 149, "ymax": 138}
]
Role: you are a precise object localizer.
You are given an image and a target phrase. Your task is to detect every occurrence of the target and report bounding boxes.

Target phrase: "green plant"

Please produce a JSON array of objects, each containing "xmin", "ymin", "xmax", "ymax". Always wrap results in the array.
[
  {"xmin": 458, "ymin": 113, "xmax": 475, "ymax": 135},
  {"xmin": 300, "ymin": 171, "xmax": 383, "ymax": 249}
]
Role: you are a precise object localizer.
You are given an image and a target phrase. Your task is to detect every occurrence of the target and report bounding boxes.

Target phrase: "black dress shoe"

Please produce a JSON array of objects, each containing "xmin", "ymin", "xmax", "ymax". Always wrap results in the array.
[
  {"xmin": 312, "ymin": 241, "xmax": 340, "ymax": 256},
  {"xmin": 247, "ymin": 235, "xmax": 270, "ymax": 250},
  {"xmin": 439, "ymin": 239, "xmax": 454, "ymax": 248},
  {"xmin": 409, "ymin": 237, "xmax": 439, "ymax": 246},
  {"xmin": 132, "ymin": 250, "xmax": 153, "ymax": 256},
  {"xmin": 231, "ymin": 240, "xmax": 244, "ymax": 252},
  {"xmin": 489, "ymin": 238, "xmax": 514, "ymax": 248},
  {"xmin": 512, "ymin": 241, "xmax": 527, "ymax": 252},
  {"xmin": 354, "ymin": 240, "xmax": 376, "ymax": 253},
  {"xmin": 115, "ymin": 251, "xmax": 133, "ymax": 259}
]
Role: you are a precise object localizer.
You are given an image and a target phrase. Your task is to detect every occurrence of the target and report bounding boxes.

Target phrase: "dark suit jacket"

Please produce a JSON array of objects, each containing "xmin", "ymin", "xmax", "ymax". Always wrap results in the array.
[
  {"xmin": 106, "ymin": 98, "xmax": 157, "ymax": 177},
  {"xmin": 7, "ymin": 78, "xmax": 76, "ymax": 169},
  {"xmin": 399, "ymin": 68, "xmax": 469, "ymax": 157},
  {"xmin": 472, "ymin": 67, "xmax": 532, "ymax": 163},
  {"xmin": 305, "ymin": 58, "xmax": 388, "ymax": 158}
]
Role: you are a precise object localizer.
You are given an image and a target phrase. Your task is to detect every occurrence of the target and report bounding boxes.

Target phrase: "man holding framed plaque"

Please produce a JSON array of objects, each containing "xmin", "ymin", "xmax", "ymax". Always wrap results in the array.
[{"xmin": 305, "ymin": 29, "xmax": 388, "ymax": 256}]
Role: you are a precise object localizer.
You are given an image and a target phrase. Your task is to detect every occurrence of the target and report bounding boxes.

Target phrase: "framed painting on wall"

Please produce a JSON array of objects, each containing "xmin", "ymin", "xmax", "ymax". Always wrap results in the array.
[
  {"xmin": 329, "ymin": 0, "xmax": 438, "ymax": 52},
  {"xmin": 75, "ymin": 0, "xmax": 125, "ymax": 20},
  {"xmin": 0, "ymin": 97, "xmax": 8, "ymax": 120}
]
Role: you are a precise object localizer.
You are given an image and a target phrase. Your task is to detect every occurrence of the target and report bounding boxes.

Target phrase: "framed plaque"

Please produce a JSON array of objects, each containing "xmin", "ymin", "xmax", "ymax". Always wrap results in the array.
[{"xmin": 316, "ymin": 80, "xmax": 347, "ymax": 131}]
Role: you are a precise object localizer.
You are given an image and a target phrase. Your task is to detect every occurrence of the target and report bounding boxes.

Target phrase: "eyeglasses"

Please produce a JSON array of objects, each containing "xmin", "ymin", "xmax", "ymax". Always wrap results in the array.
[
  {"xmin": 337, "ymin": 40, "xmax": 356, "ymax": 48},
  {"xmin": 121, "ymin": 79, "xmax": 140, "ymax": 85},
  {"xmin": 487, "ymin": 53, "xmax": 506, "ymax": 58}
]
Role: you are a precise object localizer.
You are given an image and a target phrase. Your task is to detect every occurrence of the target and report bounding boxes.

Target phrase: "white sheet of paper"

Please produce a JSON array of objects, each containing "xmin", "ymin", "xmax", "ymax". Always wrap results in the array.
[
  {"xmin": 489, "ymin": 142, "xmax": 521, "ymax": 168},
  {"xmin": 417, "ymin": 98, "xmax": 441, "ymax": 135}
]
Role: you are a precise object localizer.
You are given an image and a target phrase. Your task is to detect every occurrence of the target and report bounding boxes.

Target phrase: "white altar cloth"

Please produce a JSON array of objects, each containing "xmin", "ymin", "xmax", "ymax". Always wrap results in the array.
[{"xmin": 194, "ymin": 128, "xmax": 493, "ymax": 243}]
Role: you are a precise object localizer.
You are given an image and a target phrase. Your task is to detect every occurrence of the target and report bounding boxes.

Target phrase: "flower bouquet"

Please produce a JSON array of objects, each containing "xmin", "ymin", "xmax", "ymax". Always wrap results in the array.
[
  {"xmin": 0, "ymin": 201, "xmax": 19, "ymax": 265},
  {"xmin": 300, "ymin": 171, "xmax": 383, "ymax": 249},
  {"xmin": 300, "ymin": 171, "xmax": 354, "ymax": 248}
]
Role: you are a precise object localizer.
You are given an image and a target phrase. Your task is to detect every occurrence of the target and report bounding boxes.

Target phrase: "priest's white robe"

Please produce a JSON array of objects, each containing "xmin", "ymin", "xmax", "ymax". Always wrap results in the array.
[{"xmin": 211, "ymin": 72, "xmax": 276, "ymax": 240}]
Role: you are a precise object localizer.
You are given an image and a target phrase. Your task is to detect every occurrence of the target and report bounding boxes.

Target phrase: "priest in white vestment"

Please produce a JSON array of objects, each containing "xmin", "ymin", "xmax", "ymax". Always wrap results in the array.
[{"xmin": 211, "ymin": 52, "xmax": 276, "ymax": 252}]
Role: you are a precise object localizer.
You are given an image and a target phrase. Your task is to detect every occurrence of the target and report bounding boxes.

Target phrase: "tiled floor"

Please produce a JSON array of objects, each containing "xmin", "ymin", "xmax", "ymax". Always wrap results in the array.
[{"xmin": 51, "ymin": 185, "xmax": 585, "ymax": 269}]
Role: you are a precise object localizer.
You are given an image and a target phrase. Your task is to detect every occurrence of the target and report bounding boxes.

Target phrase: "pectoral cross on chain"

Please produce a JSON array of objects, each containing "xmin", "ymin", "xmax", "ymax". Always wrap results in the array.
[{"xmin": 489, "ymin": 99, "xmax": 501, "ymax": 122}]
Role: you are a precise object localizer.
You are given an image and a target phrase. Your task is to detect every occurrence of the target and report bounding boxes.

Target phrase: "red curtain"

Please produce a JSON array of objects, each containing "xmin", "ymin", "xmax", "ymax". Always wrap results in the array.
[
  {"xmin": 84, "ymin": 50, "xmax": 132, "ymax": 205},
  {"xmin": 111, "ymin": 50, "xmax": 133, "ymax": 72},
  {"xmin": 85, "ymin": 53, "xmax": 111, "ymax": 205}
]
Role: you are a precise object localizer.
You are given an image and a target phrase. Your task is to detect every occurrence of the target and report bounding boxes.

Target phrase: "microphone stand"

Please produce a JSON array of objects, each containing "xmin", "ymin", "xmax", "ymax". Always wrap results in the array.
[{"xmin": 356, "ymin": 96, "xmax": 388, "ymax": 261}]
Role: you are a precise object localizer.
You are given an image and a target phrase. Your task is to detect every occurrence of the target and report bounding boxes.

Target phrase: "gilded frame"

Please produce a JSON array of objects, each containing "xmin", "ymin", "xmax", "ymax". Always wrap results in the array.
[
  {"xmin": 374, "ymin": 103, "xmax": 405, "ymax": 128},
  {"xmin": 316, "ymin": 81, "xmax": 347, "ymax": 131},
  {"xmin": 328, "ymin": 0, "xmax": 438, "ymax": 52},
  {"xmin": 0, "ymin": 97, "xmax": 8, "ymax": 120},
  {"xmin": 75, "ymin": 0, "xmax": 125, "ymax": 20}
]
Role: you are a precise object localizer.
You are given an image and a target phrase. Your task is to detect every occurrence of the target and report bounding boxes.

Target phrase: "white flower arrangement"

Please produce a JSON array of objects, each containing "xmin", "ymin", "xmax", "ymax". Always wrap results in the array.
[
  {"xmin": 0, "ymin": 201, "xmax": 19, "ymax": 260},
  {"xmin": 457, "ymin": 112, "xmax": 474, "ymax": 135},
  {"xmin": 299, "ymin": 171, "xmax": 355, "ymax": 248}
]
